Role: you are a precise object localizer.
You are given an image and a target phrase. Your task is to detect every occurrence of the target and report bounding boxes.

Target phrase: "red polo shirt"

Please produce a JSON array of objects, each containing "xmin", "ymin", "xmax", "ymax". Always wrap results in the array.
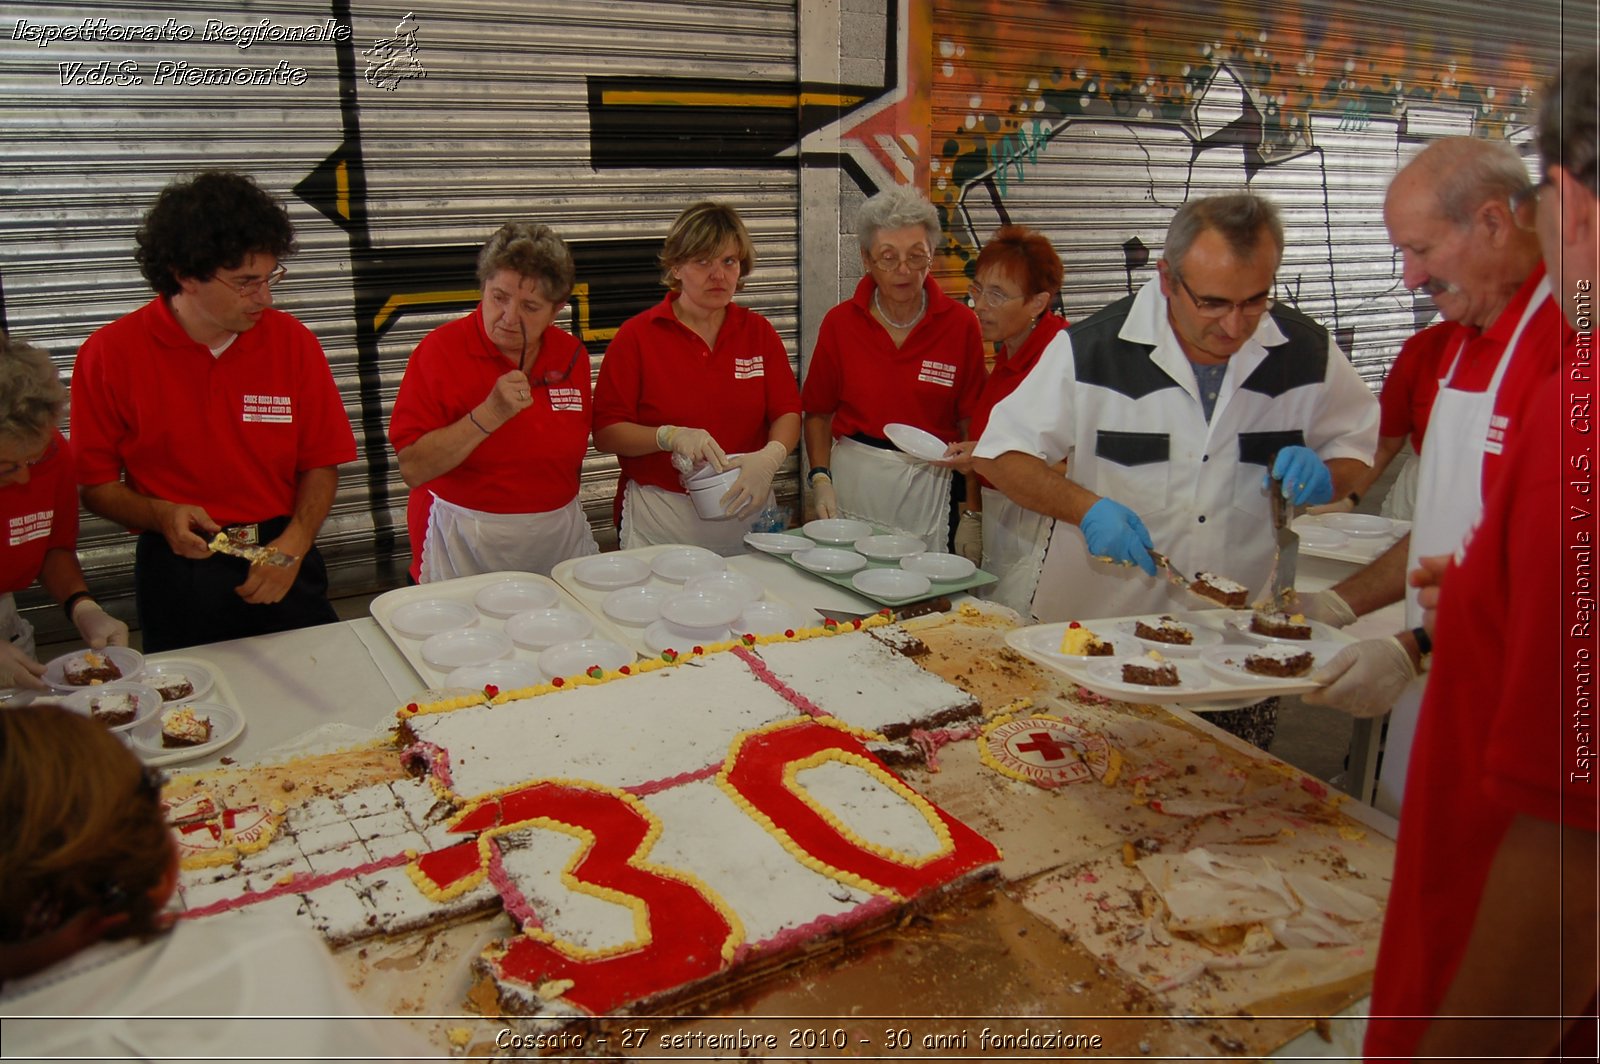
[
  {"xmin": 1377, "ymin": 321, "xmax": 1452, "ymax": 453},
  {"xmin": 968, "ymin": 311, "xmax": 1067, "ymax": 488},
  {"xmin": 593, "ymin": 293, "xmax": 799, "ymax": 495},
  {"xmin": 72, "ymin": 297, "xmax": 355, "ymax": 526},
  {"xmin": 802, "ymin": 274, "xmax": 987, "ymax": 442},
  {"xmin": 0, "ymin": 429, "xmax": 78, "ymax": 595},
  {"xmin": 389, "ymin": 310, "xmax": 593, "ymax": 581}
]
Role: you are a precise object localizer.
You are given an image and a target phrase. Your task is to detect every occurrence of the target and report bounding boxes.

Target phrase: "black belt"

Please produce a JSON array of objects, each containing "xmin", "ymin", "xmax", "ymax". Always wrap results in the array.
[{"xmin": 845, "ymin": 432, "xmax": 896, "ymax": 451}]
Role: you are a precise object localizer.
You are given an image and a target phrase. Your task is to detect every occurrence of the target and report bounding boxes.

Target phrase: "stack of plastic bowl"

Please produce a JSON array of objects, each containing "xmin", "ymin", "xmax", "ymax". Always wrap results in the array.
[{"xmin": 682, "ymin": 456, "xmax": 743, "ymax": 520}]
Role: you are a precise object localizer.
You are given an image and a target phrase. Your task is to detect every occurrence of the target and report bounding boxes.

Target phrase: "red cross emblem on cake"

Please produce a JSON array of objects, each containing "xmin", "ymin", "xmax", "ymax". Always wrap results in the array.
[{"xmin": 978, "ymin": 715, "xmax": 1117, "ymax": 789}]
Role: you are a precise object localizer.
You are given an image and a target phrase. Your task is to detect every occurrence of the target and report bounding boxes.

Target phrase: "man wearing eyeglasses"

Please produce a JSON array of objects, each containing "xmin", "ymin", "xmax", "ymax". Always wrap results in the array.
[
  {"xmin": 974, "ymin": 192, "xmax": 1377, "ymax": 745},
  {"xmin": 71, "ymin": 170, "xmax": 356, "ymax": 652}
]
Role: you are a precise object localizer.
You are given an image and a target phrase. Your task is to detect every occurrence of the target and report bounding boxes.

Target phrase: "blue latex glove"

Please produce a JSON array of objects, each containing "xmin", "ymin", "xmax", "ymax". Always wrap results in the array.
[
  {"xmin": 1266, "ymin": 446, "xmax": 1334, "ymax": 505},
  {"xmin": 1080, "ymin": 498, "xmax": 1157, "ymax": 575}
]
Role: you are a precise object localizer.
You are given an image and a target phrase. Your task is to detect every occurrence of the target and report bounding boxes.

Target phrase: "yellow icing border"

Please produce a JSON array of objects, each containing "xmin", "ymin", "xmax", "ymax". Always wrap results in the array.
[
  {"xmin": 176, "ymin": 802, "xmax": 285, "ymax": 870},
  {"xmin": 406, "ymin": 777, "xmax": 745, "ymax": 964},
  {"xmin": 395, "ymin": 615, "xmax": 893, "ymax": 720}
]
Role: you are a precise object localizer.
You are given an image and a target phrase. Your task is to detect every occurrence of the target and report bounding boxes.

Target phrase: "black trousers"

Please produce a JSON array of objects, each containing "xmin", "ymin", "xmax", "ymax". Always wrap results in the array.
[{"xmin": 135, "ymin": 516, "xmax": 338, "ymax": 653}]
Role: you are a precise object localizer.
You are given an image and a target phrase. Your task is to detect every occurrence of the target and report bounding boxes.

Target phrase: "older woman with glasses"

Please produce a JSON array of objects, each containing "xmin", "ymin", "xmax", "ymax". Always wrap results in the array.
[
  {"xmin": 390, "ymin": 221, "xmax": 599, "ymax": 582},
  {"xmin": 0, "ymin": 704, "xmax": 430, "ymax": 1058},
  {"xmin": 0, "ymin": 332, "xmax": 126, "ymax": 695},
  {"xmin": 594, "ymin": 202, "xmax": 800, "ymax": 554},
  {"xmin": 801, "ymin": 187, "xmax": 986, "ymax": 552},
  {"xmin": 940, "ymin": 226, "xmax": 1068, "ymax": 615}
]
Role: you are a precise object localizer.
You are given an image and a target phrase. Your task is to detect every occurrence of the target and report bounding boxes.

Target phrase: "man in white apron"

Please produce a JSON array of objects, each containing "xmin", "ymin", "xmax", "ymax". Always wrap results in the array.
[
  {"xmin": 1300, "ymin": 138, "xmax": 1569, "ymax": 816},
  {"xmin": 975, "ymin": 192, "xmax": 1377, "ymax": 626}
]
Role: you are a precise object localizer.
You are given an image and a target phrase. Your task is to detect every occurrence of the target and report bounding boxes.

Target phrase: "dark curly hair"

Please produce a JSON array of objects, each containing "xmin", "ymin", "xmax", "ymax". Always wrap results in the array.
[{"xmin": 135, "ymin": 170, "xmax": 297, "ymax": 296}]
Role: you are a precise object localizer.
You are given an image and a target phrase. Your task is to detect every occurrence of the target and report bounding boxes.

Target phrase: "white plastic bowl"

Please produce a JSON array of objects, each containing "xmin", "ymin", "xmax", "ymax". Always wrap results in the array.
[
  {"xmin": 659, "ymin": 589, "xmax": 742, "ymax": 630},
  {"xmin": 504, "ymin": 607, "xmax": 594, "ymax": 650},
  {"xmin": 899, "ymin": 551, "xmax": 977, "ymax": 583},
  {"xmin": 685, "ymin": 570, "xmax": 764, "ymax": 607},
  {"xmin": 687, "ymin": 472, "xmax": 741, "ymax": 519}
]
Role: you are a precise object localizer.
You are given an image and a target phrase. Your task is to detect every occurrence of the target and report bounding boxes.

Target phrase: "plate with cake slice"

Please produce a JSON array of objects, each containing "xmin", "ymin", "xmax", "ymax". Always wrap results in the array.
[
  {"xmin": 61, "ymin": 681, "xmax": 163, "ymax": 734},
  {"xmin": 128, "ymin": 702, "xmax": 245, "ymax": 766},
  {"xmin": 1226, "ymin": 609, "xmax": 1343, "ymax": 645},
  {"xmin": 43, "ymin": 646, "xmax": 144, "ymax": 692},
  {"xmin": 1005, "ymin": 621, "xmax": 1123, "ymax": 664},
  {"xmin": 139, "ymin": 658, "xmax": 215, "ymax": 704},
  {"xmin": 1113, "ymin": 615, "xmax": 1224, "ymax": 657},
  {"xmin": 1082, "ymin": 654, "xmax": 1212, "ymax": 700},
  {"xmin": 1199, "ymin": 642, "xmax": 1341, "ymax": 695}
]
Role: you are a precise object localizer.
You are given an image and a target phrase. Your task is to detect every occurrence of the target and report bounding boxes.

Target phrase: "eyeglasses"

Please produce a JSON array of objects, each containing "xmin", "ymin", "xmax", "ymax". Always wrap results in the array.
[
  {"xmin": 216, "ymin": 263, "xmax": 287, "ymax": 296},
  {"xmin": 0, "ymin": 437, "xmax": 58, "ymax": 478},
  {"xmin": 1509, "ymin": 178, "xmax": 1551, "ymax": 230},
  {"xmin": 515, "ymin": 321, "xmax": 581, "ymax": 388},
  {"xmin": 870, "ymin": 250, "xmax": 931, "ymax": 272},
  {"xmin": 967, "ymin": 283, "xmax": 1026, "ymax": 309},
  {"xmin": 1174, "ymin": 274, "xmax": 1275, "ymax": 319}
]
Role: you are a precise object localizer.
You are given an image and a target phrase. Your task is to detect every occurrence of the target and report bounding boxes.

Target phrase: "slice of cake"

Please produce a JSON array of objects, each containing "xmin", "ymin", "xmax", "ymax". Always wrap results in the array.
[
  {"xmin": 155, "ymin": 674, "xmax": 195, "ymax": 701},
  {"xmin": 1059, "ymin": 621, "xmax": 1114, "ymax": 656},
  {"xmin": 1250, "ymin": 610, "xmax": 1313, "ymax": 640},
  {"xmin": 63, "ymin": 650, "xmax": 121, "ymax": 686},
  {"xmin": 1243, "ymin": 644, "xmax": 1315, "ymax": 677},
  {"xmin": 1123, "ymin": 651, "xmax": 1180, "ymax": 687},
  {"xmin": 1133, "ymin": 615, "xmax": 1194, "ymax": 645},
  {"xmin": 89, "ymin": 692, "xmax": 140, "ymax": 727},
  {"xmin": 161, "ymin": 706, "xmax": 213, "ymax": 748},
  {"xmin": 1189, "ymin": 572, "xmax": 1248, "ymax": 608}
]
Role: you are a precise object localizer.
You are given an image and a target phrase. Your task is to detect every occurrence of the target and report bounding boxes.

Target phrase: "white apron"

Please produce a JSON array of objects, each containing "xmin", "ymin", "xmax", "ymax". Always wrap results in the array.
[
  {"xmin": 419, "ymin": 494, "xmax": 598, "ymax": 583},
  {"xmin": 1, "ymin": 592, "xmax": 38, "ymax": 703},
  {"xmin": 1377, "ymin": 279, "xmax": 1544, "ymax": 816},
  {"xmin": 979, "ymin": 485, "xmax": 1052, "ymax": 619},
  {"xmin": 619, "ymin": 481, "xmax": 772, "ymax": 557},
  {"xmin": 1379, "ymin": 450, "xmax": 1420, "ymax": 522},
  {"xmin": 831, "ymin": 435, "xmax": 952, "ymax": 552}
]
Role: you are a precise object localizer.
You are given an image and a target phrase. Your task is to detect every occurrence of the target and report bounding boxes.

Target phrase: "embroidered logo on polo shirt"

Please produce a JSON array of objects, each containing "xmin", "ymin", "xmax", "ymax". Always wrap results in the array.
[
  {"xmin": 241, "ymin": 394, "xmax": 293, "ymax": 424},
  {"xmin": 8, "ymin": 509, "xmax": 52, "ymax": 547},
  {"xmin": 917, "ymin": 360, "xmax": 957, "ymax": 387},
  {"xmin": 733, "ymin": 356, "xmax": 765, "ymax": 380},
  {"xmin": 547, "ymin": 387, "xmax": 584, "ymax": 412},
  {"xmin": 1485, "ymin": 413, "xmax": 1508, "ymax": 455}
]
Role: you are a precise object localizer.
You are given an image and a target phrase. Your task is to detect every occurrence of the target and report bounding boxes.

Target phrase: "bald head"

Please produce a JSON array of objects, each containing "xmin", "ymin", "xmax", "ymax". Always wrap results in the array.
[{"xmin": 1383, "ymin": 136, "xmax": 1544, "ymax": 329}]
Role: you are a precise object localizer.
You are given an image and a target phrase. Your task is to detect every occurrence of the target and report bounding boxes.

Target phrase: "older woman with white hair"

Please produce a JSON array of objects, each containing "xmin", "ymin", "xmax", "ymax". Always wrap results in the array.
[
  {"xmin": 0, "ymin": 332, "xmax": 126, "ymax": 694},
  {"xmin": 801, "ymin": 187, "xmax": 986, "ymax": 552}
]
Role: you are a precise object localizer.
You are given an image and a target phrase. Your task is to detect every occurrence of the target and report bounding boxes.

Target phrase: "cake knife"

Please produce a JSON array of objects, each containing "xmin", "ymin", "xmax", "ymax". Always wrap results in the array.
[
  {"xmin": 207, "ymin": 530, "xmax": 298, "ymax": 568},
  {"xmin": 1264, "ymin": 477, "xmax": 1299, "ymax": 608}
]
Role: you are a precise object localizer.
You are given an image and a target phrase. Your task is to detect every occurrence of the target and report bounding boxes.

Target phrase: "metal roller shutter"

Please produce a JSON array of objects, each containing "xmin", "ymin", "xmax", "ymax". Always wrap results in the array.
[{"xmin": 0, "ymin": 0, "xmax": 803, "ymax": 641}]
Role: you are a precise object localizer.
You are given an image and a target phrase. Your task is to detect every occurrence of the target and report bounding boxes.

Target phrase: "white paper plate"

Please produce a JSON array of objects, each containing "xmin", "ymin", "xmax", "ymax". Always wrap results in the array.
[
  {"xmin": 644, "ymin": 620, "xmax": 729, "ymax": 654},
  {"xmin": 744, "ymin": 532, "xmax": 807, "ymax": 554},
  {"xmin": 602, "ymin": 585, "xmax": 673, "ymax": 627},
  {"xmin": 473, "ymin": 578, "xmax": 559, "ymax": 618},
  {"xmin": 538, "ymin": 638, "xmax": 633, "ymax": 680},
  {"xmin": 129, "ymin": 702, "xmax": 245, "ymax": 766},
  {"xmin": 1083, "ymin": 656, "xmax": 1212, "ymax": 699},
  {"xmin": 898, "ymin": 551, "xmax": 978, "ymax": 583},
  {"xmin": 62, "ymin": 681, "xmax": 163, "ymax": 733},
  {"xmin": 420, "ymin": 628, "xmax": 513, "ymax": 669},
  {"xmin": 1224, "ymin": 611, "xmax": 1344, "ymax": 645},
  {"xmin": 853, "ymin": 534, "xmax": 926, "ymax": 561},
  {"xmin": 572, "ymin": 554, "xmax": 652, "ymax": 590},
  {"xmin": 737, "ymin": 600, "xmax": 804, "ymax": 636},
  {"xmin": 1005, "ymin": 622, "xmax": 1127, "ymax": 662},
  {"xmin": 1112, "ymin": 617, "xmax": 1225, "ymax": 658},
  {"xmin": 802, "ymin": 518, "xmax": 874, "ymax": 545},
  {"xmin": 1295, "ymin": 525, "xmax": 1351, "ymax": 551},
  {"xmin": 139, "ymin": 658, "xmax": 215, "ymax": 704},
  {"xmin": 1199, "ymin": 643, "xmax": 1340, "ymax": 685},
  {"xmin": 659, "ymin": 589, "xmax": 742, "ymax": 629},
  {"xmin": 1320, "ymin": 513, "xmax": 1394, "ymax": 537},
  {"xmin": 389, "ymin": 598, "xmax": 478, "ymax": 638},
  {"xmin": 685, "ymin": 570, "xmax": 764, "ymax": 607},
  {"xmin": 43, "ymin": 646, "xmax": 145, "ymax": 692},
  {"xmin": 651, "ymin": 546, "xmax": 727, "ymax": 583},
  {"xmin": 883, "ymin": 422, "xmax": 949, "ymax": 462},
  {"xmin": 851, "ymin": 568, "xmax": 932, "ymax": 600},
  {"xmin": 504, "ymin": 608, "xmax": 594, "ymax": 650},
  {"xmin": 446, "ymin": 659, "xmax": 545, "ymax": 691},
  {"xmin": 792, "ymin": 547, "xmax": 869, "ymax": 574}
]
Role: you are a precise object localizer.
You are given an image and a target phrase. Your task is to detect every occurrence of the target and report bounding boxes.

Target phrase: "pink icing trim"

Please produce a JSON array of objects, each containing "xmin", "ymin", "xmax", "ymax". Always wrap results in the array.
[
  {"xmin": 179, "ymin": 851, "xmax": 413, "ymax": 921},
  {"xmin": 907, "ymin": 722, "xmax": 986, "ymax": 770},
  {"xmin": 487, "ymin": 836, "xmax": 543, "ymax": 931},
  {"xmin": 729, "ymin": 895, "xmax": 896, "ymax": 964},
  {"xmin": 624, "ymin": 762, "xmax": 722, "ymax": 798},
  {"xmin": 400, "ymin": 741, "xmax": 453, "ymax": 791},
  {"xmin": 730, "ymin": 645, "xmax": 827, "ymax": 718}
]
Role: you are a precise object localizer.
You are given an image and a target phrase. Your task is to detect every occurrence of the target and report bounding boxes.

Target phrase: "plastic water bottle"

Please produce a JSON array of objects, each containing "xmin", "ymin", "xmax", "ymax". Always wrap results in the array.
[{"xmin": 750, "ymin": 506, "xmax": 786, "ymax": 534}]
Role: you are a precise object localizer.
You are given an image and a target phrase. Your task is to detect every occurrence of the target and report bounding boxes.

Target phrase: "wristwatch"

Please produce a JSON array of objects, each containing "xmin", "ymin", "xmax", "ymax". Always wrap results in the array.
[
  {"xmin": 1410, "ymin": 625, "xmax": 1432, "ymax": 670},
  {"xmin": 807, "ymin": 465, "xmax": 831, "ymax": 484}
]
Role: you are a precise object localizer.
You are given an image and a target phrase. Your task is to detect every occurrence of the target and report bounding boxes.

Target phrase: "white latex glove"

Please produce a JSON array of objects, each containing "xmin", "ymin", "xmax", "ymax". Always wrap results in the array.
[
  {"xmin": 1305, "ymin": 496, "xmax": 1357, "ymax": 516},
  {"xmin": 1287, "ymin": 588, "xmax": 1357, "ymax": 628},
  {"xmin": 656, "ymin": 425, "xmax": 727, "ymax": 476},
  {"xmin": 0, "ymin": 639, "xmax": 48, "ymax": 691},
  {"xmin": 72, "ymin": 598, "xmax": 129, "ymax": 649},
  {"xmin": 811, "ymin": 472, "xmax": 839, "ymax": 519},
  {"xmin": 954, "ymin": 510, "xmax": 982, "ymax": 562},
  {"xmin": 1302, "ymin": 637, "xmax": 1416, "ymax": 718},
  {"xmin": 721, "ymin": 441, "xmax": 787, "ymax": 520}
]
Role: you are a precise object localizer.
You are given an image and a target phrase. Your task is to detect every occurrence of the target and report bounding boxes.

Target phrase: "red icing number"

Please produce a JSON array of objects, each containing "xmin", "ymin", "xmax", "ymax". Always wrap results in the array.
[
  {"xmin": 723, "ymin": 720, "xmax": 1000, "ymax": 897},
  {"xmin": 420, "ymin": 781, "xmax": 735, "ymax": 1016}
]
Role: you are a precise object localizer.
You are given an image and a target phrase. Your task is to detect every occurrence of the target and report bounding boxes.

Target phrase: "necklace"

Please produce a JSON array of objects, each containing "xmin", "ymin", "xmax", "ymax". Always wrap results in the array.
[{"xmin": 873, "ymin": 288, "xmax": 927, "ymax": 331}]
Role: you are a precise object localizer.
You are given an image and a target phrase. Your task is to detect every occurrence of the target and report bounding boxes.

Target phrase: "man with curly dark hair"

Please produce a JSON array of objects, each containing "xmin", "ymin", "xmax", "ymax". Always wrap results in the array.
[{"xmin": 71, "ymin": 171, "xmax": 356, "ymax": 652}]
